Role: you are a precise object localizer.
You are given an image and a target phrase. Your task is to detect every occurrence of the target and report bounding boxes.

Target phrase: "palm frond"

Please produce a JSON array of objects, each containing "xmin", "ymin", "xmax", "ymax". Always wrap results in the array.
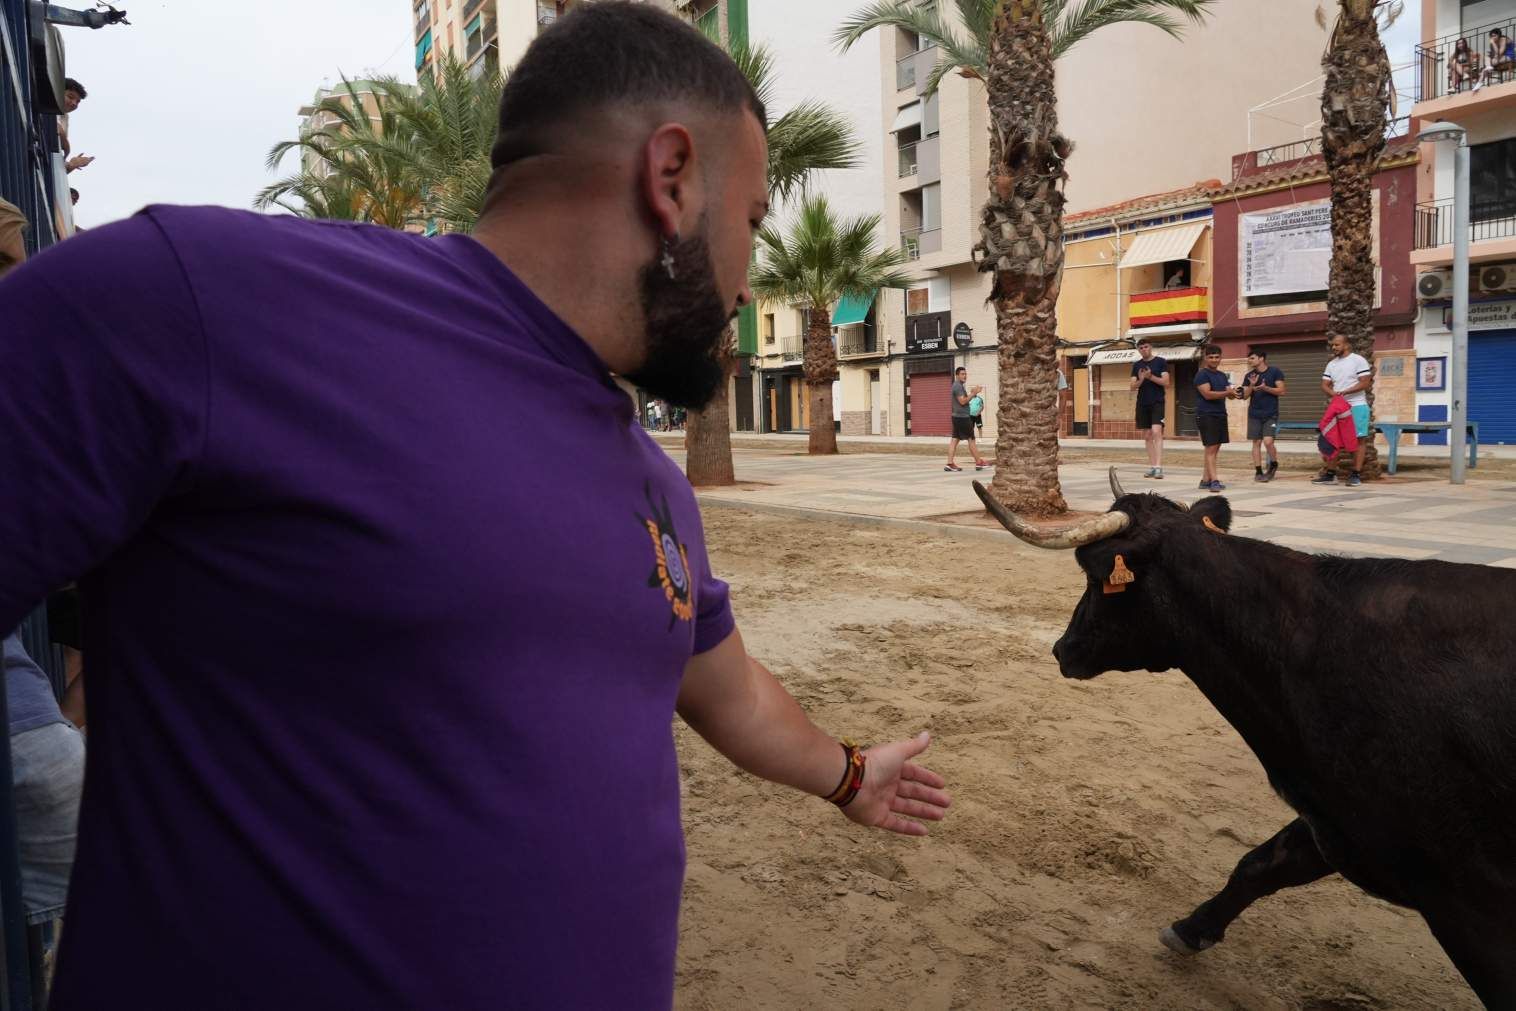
[
  {"xmin": 751, "ymin": 194, "xmax": 913, "ymax": 310},
  {"xmin": 835, "ymin": 0, "xmax": 990, "ymax": 93},
  {"xmin": 766, "ymin": 100, "xmax": 862, "ymax": 204},
  {"xmin": 1048, "ymin": 0, "xmax": 1218, "ymax": 58}
]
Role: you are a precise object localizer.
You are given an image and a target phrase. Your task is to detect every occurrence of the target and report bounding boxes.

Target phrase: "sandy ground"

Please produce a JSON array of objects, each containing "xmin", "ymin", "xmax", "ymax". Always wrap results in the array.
[{"xmin": 673, "ymin": 507, "xmax": 1476, "ymax": 1010}]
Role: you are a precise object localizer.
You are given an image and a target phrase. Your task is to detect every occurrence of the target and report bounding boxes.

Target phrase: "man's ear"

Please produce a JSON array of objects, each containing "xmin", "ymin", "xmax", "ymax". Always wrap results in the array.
[
  {"xmin": 1190, "ymin": 496, "xmax": 1233, "ymax": 533},
  {"xmin": 641, "ymin": 123, "xmax": 697, "ymax": 241}
]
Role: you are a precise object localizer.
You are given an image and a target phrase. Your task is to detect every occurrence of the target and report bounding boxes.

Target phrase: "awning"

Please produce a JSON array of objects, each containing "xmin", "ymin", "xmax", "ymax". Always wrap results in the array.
[
  {"xmin": 1124, "ymin": 322, "xmax": 1209, "ymax": 340},
  {"xmin": 1087, "ymin": 344, "xmax": 1203, "ymax": 366},
  {"xmin": 890, "ymin": 102, "xmax": 922, "ymax": 133},
  {"xmin": 1119, "ymin": 222, "xmax": 1209, "ymax": 269},
  {"xmin": 832, "ymin": 290, "xmax": 876, "ymax": 326}
]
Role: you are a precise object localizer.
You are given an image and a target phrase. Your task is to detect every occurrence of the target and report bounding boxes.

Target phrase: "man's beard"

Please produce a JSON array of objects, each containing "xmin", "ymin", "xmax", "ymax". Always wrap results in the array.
[{"xmin": 625, "ymin": 222, "xmax": 735, "ymax": 410}]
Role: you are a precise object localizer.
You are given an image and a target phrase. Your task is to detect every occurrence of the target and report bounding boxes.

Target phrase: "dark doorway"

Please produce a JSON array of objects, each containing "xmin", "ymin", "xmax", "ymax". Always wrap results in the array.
[
  {"xmin": 733, "ymin": 375, "xmax": 754, "ymax": 432},
  {"xmin": 1173, "ymin": 360, "xmax": 1200, "ymax": 437}
]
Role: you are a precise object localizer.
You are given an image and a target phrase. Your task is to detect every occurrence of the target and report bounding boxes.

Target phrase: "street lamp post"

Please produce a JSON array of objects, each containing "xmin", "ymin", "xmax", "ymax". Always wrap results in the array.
[{"xmin": 1419, "ymin": 122, "xmax": 1470, "ymax": 485}]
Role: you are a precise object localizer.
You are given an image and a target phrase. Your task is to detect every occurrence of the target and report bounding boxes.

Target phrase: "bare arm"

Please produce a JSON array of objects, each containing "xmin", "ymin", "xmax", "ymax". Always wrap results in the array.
[
  {"xmin": 677, "ymin": 628, "xmax": 949, "ymax": 835},
  {"xmin": 1321, "ymin": 377, "xmax": 1335, "ymax": 397}
]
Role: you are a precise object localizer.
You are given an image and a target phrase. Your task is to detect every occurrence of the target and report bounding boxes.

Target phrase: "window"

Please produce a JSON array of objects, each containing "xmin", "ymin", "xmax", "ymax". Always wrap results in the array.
[
  {"xmin": 927, "ymin": 276, "xmax": 951, "ymax": 312},
  {"xmin": 797, "ymin": 307, "xmax": 811, "ymax": 332},
  {"xmin": 1472, "ymin": 138, "xmax": 1516, "ymax": 224},
  {"xmin": 415, "ymin": 28, "xmax": 433, "ymax": 70},
  {"xmin": 905, "ymin": 287, "xmax": 929, "ymax": 316},
  {"xmin": 415, "ymin": 0, "xmax": 430, "ymax": 20},
  {"xmin": 921, "ymin": 184, "xmax": 942, "ymax": 232},
  {"xmin": 763, "ymin": 313, "xmax": 776, "ymax": 344}
]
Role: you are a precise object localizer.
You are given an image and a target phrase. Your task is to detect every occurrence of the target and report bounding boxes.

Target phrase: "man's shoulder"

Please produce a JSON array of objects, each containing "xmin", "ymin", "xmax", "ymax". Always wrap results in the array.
[{"xmin": 141, "ymin": 204, "xmax": 416, "ymax": 254}]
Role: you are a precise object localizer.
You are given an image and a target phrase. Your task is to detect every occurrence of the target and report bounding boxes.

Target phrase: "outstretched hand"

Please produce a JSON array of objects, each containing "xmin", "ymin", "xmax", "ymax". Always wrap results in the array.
[{"xmin": 842, "ymin": 731, "xmax": 950, "ymax": 836}]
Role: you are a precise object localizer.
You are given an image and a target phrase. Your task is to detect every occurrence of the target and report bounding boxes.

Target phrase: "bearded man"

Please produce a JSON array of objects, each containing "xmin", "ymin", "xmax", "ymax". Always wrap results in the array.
[{"xmin": 0, "ymin": 5, "xmax": 948, "ymax": 1008}]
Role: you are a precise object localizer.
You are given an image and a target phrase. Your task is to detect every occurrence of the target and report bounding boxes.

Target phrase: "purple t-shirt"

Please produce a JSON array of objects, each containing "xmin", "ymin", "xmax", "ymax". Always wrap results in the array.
[{"xmin": 0, "ymin": 206, "xmax": 735, "ymax": 1008}]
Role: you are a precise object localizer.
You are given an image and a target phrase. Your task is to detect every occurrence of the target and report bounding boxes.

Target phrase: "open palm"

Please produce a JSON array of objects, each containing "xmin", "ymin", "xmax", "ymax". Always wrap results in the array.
[{"xmin": 842, "ymin": 731, "xmax": 950, "ymax": 836}]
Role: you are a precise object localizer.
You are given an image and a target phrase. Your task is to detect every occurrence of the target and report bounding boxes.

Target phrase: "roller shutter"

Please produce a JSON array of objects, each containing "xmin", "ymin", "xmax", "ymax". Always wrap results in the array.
[
  {"xmin": 1468, "ymin": 328, "xmax": 1516, "ymax": 445},
  {"xmin": 907, "ymin": 372, "xmax": 953, "ymax": 436}
]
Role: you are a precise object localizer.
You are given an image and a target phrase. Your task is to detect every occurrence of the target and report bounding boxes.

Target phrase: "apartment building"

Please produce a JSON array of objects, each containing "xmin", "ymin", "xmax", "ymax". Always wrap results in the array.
[
  {"xmin": 872, "ymin": 1, "xmax": 1328, "ymax": 440},
  {"xmin": 1412, "ymin": 0, "xmax": 1516, "ymax": 445},
  {"xmin": 412, "ymin": 0, "xmax": 584, "ymax": 81},
  {"xmin": 296, "ymin": 81, "xmax": 388, "ymax": 180}
]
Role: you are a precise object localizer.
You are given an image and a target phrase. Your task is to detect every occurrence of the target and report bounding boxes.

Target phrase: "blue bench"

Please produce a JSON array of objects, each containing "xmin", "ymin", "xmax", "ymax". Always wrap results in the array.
[{"xmin": 1272, "ymin": 421, "xmax": 1479, "ymax": 475}]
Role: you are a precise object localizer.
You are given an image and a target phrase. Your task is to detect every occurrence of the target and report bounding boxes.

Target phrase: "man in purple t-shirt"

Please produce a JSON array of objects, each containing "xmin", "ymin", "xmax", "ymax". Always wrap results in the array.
[{"xmin": 0, "ymin": 6, "xmax": 949, "ymax": 1008}]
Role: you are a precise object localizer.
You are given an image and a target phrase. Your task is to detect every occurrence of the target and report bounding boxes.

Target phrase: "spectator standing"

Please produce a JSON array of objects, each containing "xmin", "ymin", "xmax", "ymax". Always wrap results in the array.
[
  {"xmin": 1193, "ymin": 344, "xmax": 1235, "ymax": 492},
  {"xmin": 1313, "ymin": 333, "xmax": 1373, "ymax": 486},
  {"xmin": 1241, "ymin": 347, "xmax": 1286, "ymax": 482},
  {"xmin": 945, "ymin": 366, "xmax": 988, "ymax": 472},
  {"xmin": 1129, "ymin": 339, "xmax": 1169, "ymax": 479},
  {"xmin": 0, "ymin": 7, "xmax": 949, "ymax": 1006}
]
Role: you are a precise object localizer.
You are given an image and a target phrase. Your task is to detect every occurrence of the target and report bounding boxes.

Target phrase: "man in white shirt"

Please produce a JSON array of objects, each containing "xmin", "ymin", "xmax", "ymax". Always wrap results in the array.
[{"xmin": 1313, "ymin": 334, "xmax": 1373, "ymax": 487}]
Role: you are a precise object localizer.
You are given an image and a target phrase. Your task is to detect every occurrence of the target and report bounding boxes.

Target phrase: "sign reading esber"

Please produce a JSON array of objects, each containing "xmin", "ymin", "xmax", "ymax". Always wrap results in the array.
[
  {"xmin": 906, "ymin": 312, "xmax": 950, "ymax": 354},
  {"xmin": 953, "ymin": 322, "xmax": 973, "ymax": 348}
]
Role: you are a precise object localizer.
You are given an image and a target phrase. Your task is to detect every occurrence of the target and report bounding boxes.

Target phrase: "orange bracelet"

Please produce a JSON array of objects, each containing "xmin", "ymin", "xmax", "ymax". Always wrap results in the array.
[{"xmin": 823, "ymin": 739, "xmax": 867, "ymax": 808}]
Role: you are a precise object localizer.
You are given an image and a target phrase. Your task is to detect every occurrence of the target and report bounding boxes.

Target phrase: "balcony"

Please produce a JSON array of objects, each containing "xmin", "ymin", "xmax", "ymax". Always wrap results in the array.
[
  {"xmin": 415, "ymin": 12, "xmax": 430, "ymax": 39},
  {"xmin": 896, "ymin": 142, "xmax": 919, "ymax": 179},
  {"xmin": 463, "ymin": 0, "xmax": 487, "ymax": 19},
  {"xmin": 780, "ymin": 335, "xmax": 804, "ymax": 364},
  {"xmin": 838, "ymin": 332, "xmax": 884, "ymax": 359},
  {"xmin": 1414, "ymin": 197, "xmax": 1516, "ymax": 257},
  {"xmin": 538, "ymin": 6, "xmax": 557, "ymax": 26},
  {"xmin": 896, "ymin": 52, "xmax": 917, "ymax": 90},
  {"xmin": 1232, "ymin": 117, "xmax": 1408, "ymax": 179},
  {"xmin": 467, "ymin": 30, "xmax": 484, "ymax": 60},
  {"xmin": 1415, "ymin": 17, "xmax": 1516, "ymax": 103},
  {"xmin": 901, "ymin": 229, "xmax": 921, "ymax": 260}
]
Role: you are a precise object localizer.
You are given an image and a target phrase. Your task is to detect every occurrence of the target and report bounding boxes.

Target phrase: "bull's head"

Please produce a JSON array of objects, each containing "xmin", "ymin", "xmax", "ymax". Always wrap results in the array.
[{"xmin": 973, "ymin": 469, "xmax": 1233, "ymax": 680}]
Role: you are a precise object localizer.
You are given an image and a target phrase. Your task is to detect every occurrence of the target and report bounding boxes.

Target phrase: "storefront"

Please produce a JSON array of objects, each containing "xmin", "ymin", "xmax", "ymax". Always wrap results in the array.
[
  {"xmin": 1459, "ymin": 298, "xmax": 1516, "ymax": 445},
  {"xmin": 761, "ymin": 367, "xmax": 809, "ymax": 433},
  {"xmin": 1085, "ymin": 336, "xmax": 1204, "ymax": 438}
]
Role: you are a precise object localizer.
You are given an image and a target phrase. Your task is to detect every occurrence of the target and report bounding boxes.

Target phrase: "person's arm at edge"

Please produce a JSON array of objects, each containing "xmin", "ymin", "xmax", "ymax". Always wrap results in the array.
[{"xmin": 677, "ymin": 628, "xmax": 950, "ymax": 836}]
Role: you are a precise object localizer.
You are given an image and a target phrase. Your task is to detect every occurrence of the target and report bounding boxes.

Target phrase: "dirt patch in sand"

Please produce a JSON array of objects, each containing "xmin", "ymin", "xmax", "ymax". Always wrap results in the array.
[{"xmin": 673, "ymin": 508, "xmax": 1474, "ymax": 1010}]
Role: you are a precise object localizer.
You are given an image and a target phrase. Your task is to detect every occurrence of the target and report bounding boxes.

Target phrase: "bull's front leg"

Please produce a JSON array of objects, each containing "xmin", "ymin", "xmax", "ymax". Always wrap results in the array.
[{"xmin": 1162, "ymin": 817, "xmax": 1332, "ymax": 955}]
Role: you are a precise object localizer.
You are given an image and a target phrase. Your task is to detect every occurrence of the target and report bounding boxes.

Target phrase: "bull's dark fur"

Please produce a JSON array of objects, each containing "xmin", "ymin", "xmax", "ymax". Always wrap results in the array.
[{"xmin": 1050, "ymin": 492, "xmax": 1516, "ymax": 1006}]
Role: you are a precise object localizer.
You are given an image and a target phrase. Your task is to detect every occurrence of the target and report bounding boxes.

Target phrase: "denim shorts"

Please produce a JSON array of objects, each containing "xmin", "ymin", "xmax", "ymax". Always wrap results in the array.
[{"xmin": 10, "ymin": 722, "xmax": 85, "ymax": 924}]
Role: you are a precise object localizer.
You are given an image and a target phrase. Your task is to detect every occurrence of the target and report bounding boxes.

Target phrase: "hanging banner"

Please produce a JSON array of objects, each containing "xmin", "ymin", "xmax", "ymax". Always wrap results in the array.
[{"xmin": 1241, "ymin": 202, "xmax": 1331, "ymax": 298}]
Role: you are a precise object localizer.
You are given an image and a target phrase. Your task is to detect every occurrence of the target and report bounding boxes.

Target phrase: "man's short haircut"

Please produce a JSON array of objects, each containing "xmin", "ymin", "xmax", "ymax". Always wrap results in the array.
[
  {"xmin": 64, "ymin": 77, "xmax": 85, "ymax": 98},
  {"xmin": 1203, "ymin": 344, "xmax": 1223, "ymax": 357},
  {"xmin": 1137, "ymin": 339, "xmax": 1152, "ymax": 348},
  {"xmin": 490, "ymin": 1, "xmax": 765, "ymax": 172},
  {"xmin": 955, "ymin": 366, "xmax": 967, "ymax": 376},
  {"xmin": 1248, "ymin": 347, "xmax": 1268, "ymax": 359}
]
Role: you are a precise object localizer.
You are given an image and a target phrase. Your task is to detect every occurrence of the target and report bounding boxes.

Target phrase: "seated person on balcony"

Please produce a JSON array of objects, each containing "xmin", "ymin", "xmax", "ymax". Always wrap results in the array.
[
  {"xmin": 1450, "ymin": 38, "xmax": 1478, "ymax": 93},
  {"xmin": 1164, "ymin": 267, "xmax": 1187, "ymax": 289},
  {"xmin": 1479, "ymin": 29, "xmax": 1515, "ymax": 89}
]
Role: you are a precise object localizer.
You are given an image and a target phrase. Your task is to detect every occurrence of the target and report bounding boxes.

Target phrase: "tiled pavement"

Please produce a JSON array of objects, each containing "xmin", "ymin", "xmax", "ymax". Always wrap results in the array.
[{"xmin": 659, "ymin": 445, "xmax": 1516, "ymax": 566}]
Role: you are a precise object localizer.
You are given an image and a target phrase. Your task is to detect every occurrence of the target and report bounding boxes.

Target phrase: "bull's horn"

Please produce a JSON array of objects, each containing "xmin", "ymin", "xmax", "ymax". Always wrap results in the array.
[
  {"xmin": 973, "ymin": 481, "xmax": 1131, "ymax": 549},
  {"xmin": 1109, "ymin": 467, "xmax": 1126, "ymax": 500}
]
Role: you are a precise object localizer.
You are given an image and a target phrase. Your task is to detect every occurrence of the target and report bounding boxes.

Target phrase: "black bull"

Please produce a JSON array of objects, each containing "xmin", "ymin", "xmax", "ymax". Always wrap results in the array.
[{"xmin": 974, "ymin": 474, "xmax": 1516, "ymax": 1007}]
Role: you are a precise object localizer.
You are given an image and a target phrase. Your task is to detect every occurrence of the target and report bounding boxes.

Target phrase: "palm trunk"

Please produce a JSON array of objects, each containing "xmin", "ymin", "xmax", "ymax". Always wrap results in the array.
[
  {"xmin": 802, "ymin": 301, "xmax": 839, "ymax": 455},
  {"xmin": 684, "ymin": 331, "xmax": 738, "ymax": 486},
  {"xmin": 977, "ymin": 0, "xmax": 1067, "ymax": 515},
  {"xmin": 1322, "ymin": 0, "xmax": 1391, "ymax": 480}
]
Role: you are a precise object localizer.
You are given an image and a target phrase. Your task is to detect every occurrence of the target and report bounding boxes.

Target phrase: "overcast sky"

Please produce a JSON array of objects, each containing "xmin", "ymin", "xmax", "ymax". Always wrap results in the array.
[{"xmin": 62, "ymin": 0, "xmax": 1422, "ymax": 230}]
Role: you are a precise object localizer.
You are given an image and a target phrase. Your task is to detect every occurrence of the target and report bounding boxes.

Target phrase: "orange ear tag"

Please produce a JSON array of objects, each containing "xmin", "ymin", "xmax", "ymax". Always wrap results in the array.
[
  {"xmin": 1103, "ymin": 554, "xmax": 1135, "ymax": 595},
  {"xmin": 1202, "ymin": 516, "xmax": 1227, "ymax": 535}
]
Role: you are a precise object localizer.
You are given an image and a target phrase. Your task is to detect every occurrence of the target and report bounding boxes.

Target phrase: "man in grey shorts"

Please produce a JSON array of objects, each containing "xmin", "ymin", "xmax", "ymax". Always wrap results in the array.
[
  {"xmin": 1241, "ymin": 347, "xmax": 1286, "ymax": 482},
  {"xmin": 5, "ymin": 632, "xmax": 85, "ymax": 928}
]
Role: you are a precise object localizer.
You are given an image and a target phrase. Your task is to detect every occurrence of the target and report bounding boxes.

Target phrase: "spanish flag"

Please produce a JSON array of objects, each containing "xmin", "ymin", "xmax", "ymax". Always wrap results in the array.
[{"xmin": 1129, "ymin": 287, "xmax": 1208, "ymax": 327}]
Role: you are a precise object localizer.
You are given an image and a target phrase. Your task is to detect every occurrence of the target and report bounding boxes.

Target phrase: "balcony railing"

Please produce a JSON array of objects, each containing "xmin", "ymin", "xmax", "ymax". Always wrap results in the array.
[
  {"xmin": 839, "ymin": 332, "xmax": 883, "ymax": 358},
  {"xmin": 538, "ymin": 7, "xmax": 557, "ymax": 26},
  {"xmin": 901, "ymin": 228, "xmax": 921, "ymax": 260},
  {"xmin": 415, "ymin": 12, "xmax": 431, "ymax": 39},
  {"xmin": 898, "ymin": 142, "xmax": 918, "ymax": 178},
  {"xmin": 1414, "ymin": 17, "xmax": 1516, "ymax": 101},
  {"xmin": 1415, "ymin": 197, "xmax": 1516, "ymax": 249},
  {"xmin": 896, "ymin": 52, "xmax": 917, "ymax": 90},
  {"xmin": 1250, "ymin": 116, "xmax": 1410, "ymax": 170},
  {"xmin": 781, "ymin": 336, "xmax": 803, "ymax": 363},
  {"xmin": 466, "ymin": 30, "xmax": 483, "ymax": 60},
  {"xmin": 463, "ymin": 0, "xmax": 487, "ymax": 20}
]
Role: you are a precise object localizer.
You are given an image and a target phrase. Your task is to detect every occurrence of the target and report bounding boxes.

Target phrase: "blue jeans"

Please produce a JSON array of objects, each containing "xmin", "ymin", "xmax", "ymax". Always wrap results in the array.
[{"xmin": 11, "ymin": 722, "xmax": 85, "ymax": 924}]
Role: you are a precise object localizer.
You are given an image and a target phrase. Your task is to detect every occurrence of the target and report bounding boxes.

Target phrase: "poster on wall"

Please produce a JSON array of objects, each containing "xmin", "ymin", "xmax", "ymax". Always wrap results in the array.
[{"xmin": 1241, "ymin": 202, "xmax": 1332, "ymax": 298}]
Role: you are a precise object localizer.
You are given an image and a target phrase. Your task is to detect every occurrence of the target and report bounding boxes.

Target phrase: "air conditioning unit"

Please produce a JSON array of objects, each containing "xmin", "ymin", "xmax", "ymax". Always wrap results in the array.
[
  {"xmin": 1478, "ymin": 264, "xmax": 1515, "ymax": 293},
  {"xmin": 1417, "ymin": 269, "xmax": 1452, "ymax": 300}
]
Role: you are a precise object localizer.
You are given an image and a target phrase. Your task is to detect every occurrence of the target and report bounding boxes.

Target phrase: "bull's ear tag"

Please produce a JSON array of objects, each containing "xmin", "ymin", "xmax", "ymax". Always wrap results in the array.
[
  {"xmin": 1202, "ymin": 516, "xmax": 1227, "ymax": 535},
  {"xmin": 1104, "ymin": 554, "xmax": 1135, "ymax": 594}
]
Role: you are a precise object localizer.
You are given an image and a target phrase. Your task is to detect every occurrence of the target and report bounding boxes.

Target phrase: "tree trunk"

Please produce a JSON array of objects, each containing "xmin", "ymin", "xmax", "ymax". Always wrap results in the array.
[
  {"xmin": 1322, "ymin": 0, "xmax": 1391, "ymax": 480},
  {"xmin": 976, "ymin": 0, "xmax": 1068, "ymax": 515},
  {"xmin": 684, "ymin": 331, "xmax": 738, "ymax": 486},
  {"xmin": 802, "ymin": 301, "xmax": 839, "ymax": 455}
]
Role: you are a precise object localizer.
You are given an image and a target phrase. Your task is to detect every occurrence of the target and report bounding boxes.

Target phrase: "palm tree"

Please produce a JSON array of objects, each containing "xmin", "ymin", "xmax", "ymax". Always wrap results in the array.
[
  {"xmin": 1320, "ymin": 0, "xmax": 1399, "ymax": 480},
  {"xmin": 750, "ymin": 195, "xmax": 914, "ymax": 455},
  {"xmin": 835, "ymin": 0, "xmax": 1215, "ymax": 515},
  {"xmin": 683, "ymin": 41, "xmax": 862, "ymax": 487},
  {"xmin": 256, "ymin": 55, "xmax": 505, "ymax": 233}
]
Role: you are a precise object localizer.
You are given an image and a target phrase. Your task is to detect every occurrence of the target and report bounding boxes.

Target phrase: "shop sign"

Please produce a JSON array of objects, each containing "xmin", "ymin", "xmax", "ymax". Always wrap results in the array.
[
  {"xmin": 1445, "ymin": 299, "xmax": 1516, "ymax": 332},
  {"xmin": 953, "ymin": 322, "xmax": 973, "ymax": 349}
]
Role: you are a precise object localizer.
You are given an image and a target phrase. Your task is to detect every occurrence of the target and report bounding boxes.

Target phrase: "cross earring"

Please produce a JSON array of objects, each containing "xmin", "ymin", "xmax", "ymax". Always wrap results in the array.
[{"xmin": 661, "ymin": 233, "xmax": 679, "ymax": 281}]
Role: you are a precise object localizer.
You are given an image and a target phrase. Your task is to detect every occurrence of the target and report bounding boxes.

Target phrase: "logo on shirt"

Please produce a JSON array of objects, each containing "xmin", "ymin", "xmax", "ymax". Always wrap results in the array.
[{"xmin": 639, "ymin": 485, "xmax": 694, "ymax": 628}]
